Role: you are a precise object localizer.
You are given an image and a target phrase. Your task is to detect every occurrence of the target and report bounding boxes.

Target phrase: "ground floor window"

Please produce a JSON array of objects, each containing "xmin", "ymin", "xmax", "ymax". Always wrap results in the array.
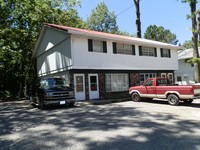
[
  {"xmin": 139, "ymin": 73, "xmax": 157, "ymax": 84},
  {"xmin": 105, "ymin": 73, "xmax": 129, "ymax": 92},
  {"xmin": 177, "ymin": 76, "xmax": 182, "ymax": 82}
]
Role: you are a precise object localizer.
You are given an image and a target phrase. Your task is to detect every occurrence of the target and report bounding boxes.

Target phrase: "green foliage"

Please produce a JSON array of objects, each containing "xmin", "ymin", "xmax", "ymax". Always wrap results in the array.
[
  {"xmin": 86, "ymin": 1, "xmax": 119, "ymax": 33},
  {"xmin": 182, "ymin": 40, "xmax": 193, "ymax": 48},
  {"xmin": 182, "ymin": 40, "xmax": 200, "ymax": 48},
  {"xmin": 144, "ymin": 25, "xmax": 179, "ymax": 45},
  {"xmin": 116, "ymin": 31, "xmax": 136, "ymax": 37},
  {"xmin": 187, "ymin": 57, "xmax": 200, "ymax": 64},
  {"xmin": 0, "ymin": 0, "xmax": 84, "ymax": 98}
]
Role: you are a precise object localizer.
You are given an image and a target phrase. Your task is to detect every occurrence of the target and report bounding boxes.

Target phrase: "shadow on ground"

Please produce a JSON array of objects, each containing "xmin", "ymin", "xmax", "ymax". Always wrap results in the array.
[{"xmin": 0, "ymin": 100, "xmax": 200, "ymax": 150}]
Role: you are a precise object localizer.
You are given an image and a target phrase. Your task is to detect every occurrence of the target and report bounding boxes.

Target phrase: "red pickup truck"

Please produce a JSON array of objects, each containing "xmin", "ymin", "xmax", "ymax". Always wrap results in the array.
[{"xmin": 129, "ymin": 78, "xmax": 200, "ymax": 105}]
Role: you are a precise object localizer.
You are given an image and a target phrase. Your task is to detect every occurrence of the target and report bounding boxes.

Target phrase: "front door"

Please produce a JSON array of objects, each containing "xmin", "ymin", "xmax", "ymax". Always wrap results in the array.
[
  {"xmin": 74, "ymin": 74, "xmax": 85, "ymax": 100},
  {"xmin": 89, "ymin": 74, "xmax": 99, "ymax": 100}
]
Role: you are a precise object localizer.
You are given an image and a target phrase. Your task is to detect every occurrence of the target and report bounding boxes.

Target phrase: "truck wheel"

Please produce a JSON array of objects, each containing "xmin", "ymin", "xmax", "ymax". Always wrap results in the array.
[
  {"xmin": 167, "ymin": 94, "xmax": 179, "ymax": 106},
  {"xmin": 39, "ymin": 99, "xmax": 46, "ymax": 110},
  {"xmin": 131, "ymin": 92, "xmax": 141, "ymax": 102},
  {"xmin": 29, "ymin": 96, "xmax": 34, "ymax": 107},
  {"xmin": 69, "ymin": 102, "xmax": 75, "ymax": 107}
]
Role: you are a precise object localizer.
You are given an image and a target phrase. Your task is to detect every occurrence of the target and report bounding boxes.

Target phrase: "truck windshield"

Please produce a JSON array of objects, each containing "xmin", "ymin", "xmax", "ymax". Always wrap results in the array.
[{"xmin": 40, "ymin": 78, "xmax": 69, "ymax": 88}]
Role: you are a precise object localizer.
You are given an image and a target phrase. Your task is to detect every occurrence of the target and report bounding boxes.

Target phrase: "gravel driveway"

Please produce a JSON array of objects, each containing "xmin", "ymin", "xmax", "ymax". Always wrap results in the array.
[{"xmin": 0, "ymin": 99, "xmax": 200, "ymax": 150}]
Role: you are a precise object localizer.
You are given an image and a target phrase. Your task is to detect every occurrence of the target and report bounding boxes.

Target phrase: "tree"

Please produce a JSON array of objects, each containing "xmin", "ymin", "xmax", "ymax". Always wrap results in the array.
[
  {"xmin": 86, "ymin": 1, "xmax": 118, "ymax": 33},
  {"xmin": 181, "ymin": 0, "xmax": 199, "ymax": 82},
  {"xmin": 144, "ymin": 25, "xmax": 179, "ymax": 45},
  {"xmin": 198, "ymin": 10, "xmax": 200, "ymax": 44},
  {"xmin": 0, "ymin": 0, "xmax": 84, "ymax": 98},
  {"xmin": 133, "ymin": 0, "xmax": 141, "ymax": 38},
  {"xmin": 116, "ymin": 31, "xmax": 136, "ymax": 37},
  {"xmin": 182, "ymin": 40, "xmax": 193, "ymax": 48}
]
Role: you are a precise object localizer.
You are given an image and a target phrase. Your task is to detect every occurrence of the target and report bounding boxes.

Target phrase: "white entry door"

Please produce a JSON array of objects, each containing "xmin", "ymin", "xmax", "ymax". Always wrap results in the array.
[
  {"xmin": 89, "ymin": 74, "xmax": 99, "ymax": 100},
  {"xmin": 74, "ymin": 74, "xmax": 85, "ymax": 100}
]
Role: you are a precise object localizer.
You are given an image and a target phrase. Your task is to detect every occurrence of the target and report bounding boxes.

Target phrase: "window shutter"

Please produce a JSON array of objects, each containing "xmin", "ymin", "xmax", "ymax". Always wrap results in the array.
[
  {"xmin": 88, "ymin": 39, "xmax": 93, "ymax": 52},
  {"xmin": 113, "ymin": 42, "xmax": 117, "ymax": 54},
  {"xmin": 139, "ymin": 46, "xmax": 142, "ymax": 56},
  {"xmin": 168, "ymin": 49, "xmax": 171, "ymax": 58},
  {"xmin": 103, "ymin": 41, "xmax": 107, "ymax": 53},
  {"xmin": 132, "ymin": 45, "xmax": 135, "ymax": 55},
  {"xmin": 154, "ymin": 48, "xmax": 157, "ymax": 57},
  {"xmin": 160, "ymin": 48, "xmax": 163, "ymax": 57}
]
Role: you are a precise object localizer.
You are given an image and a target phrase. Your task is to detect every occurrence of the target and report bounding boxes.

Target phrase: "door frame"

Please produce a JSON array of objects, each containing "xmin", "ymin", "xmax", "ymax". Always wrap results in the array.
[
  {"xmin": 88, "ymin": 73, "xmax": 99, "ymax": 100},
  {"xmin": 74, "ymin": 74, "xmax": 85, "ymax": 100}
]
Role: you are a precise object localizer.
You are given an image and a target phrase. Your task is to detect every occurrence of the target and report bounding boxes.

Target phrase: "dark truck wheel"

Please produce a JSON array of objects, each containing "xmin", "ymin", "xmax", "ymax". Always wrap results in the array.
[
  {"xmin": 39, "ymin": 98, "xmax": 46, "ymax": 110},
  {"xmin": 131, "ymin": 92, "xmax": 141, "ymax": 102},
  {"xmin": 29, "ymin": 96, "xmax": 35, "ymax": 107},
  {"xmin": 68, "ymin": 102, "xmax": 75, "ymax": 107},
  {"xmin": 167, "ymin": 94, "xmax": 179, "ymax": 106}
]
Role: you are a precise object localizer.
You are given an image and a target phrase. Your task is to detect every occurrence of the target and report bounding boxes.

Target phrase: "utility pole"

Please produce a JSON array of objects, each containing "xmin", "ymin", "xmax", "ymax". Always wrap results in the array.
[
  {"xmin": 133, "ymin": 0, "xmax": 141, "ymax": 38},
  {"xmin": 198, "ymin": 10, "xmax": 200, "ymax": 44},
  {"xmin": 190, "ymin": 1, "xmax": 200, "ymax": 82}
]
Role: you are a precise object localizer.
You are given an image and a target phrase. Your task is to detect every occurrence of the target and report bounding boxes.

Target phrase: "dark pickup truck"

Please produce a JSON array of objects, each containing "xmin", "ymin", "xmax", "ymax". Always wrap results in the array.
[{"xmin": 29, "ymin": 77, "xmax": 76, "ymax": 109}]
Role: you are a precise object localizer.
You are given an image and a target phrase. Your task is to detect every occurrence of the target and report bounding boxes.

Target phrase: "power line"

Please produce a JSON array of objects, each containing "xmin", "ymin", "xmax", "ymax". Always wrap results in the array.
[{"xmin": 116, "ymin": 5, "xmax": 134, "ymax": 17}]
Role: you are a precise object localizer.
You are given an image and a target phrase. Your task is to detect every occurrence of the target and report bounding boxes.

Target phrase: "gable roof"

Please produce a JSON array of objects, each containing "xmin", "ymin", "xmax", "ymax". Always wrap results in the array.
[
  {"xmin": 178, "ymin": 48, "xmax": 200, "ymax": 60},
  {"xmin": 33, "ymin": 23, "xmax": 183, "ymax": 57}
]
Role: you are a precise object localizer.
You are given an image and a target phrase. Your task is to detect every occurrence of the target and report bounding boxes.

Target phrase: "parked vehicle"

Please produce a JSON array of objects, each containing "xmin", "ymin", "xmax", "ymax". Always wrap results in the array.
[
  {"xmin": 129, "ymin": 78, "xmax": 200, "ymax": 105},
  {"xmin": 29, "ymin": 77, "xmax": 76, "ymax": 109}
]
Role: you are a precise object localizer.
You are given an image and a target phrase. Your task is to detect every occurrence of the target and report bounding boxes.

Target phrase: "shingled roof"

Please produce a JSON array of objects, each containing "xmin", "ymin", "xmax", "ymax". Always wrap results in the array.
[{"xmin": 33, "ymin": 23, "xmax": 183, "ymax": 57}]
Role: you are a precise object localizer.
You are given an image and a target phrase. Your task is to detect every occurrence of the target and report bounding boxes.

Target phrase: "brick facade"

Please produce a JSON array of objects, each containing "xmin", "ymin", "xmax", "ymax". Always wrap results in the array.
[{"xmin": 70, "ymin": 71, "xmax": 174, "ymax": 100}]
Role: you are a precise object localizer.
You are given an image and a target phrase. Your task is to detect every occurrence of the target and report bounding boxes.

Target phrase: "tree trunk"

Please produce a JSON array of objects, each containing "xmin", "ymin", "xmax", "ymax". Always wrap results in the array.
[
  {"xmin": 190, "ymin": 0, "xmax": 200, "ymax": 82},
  {"xmin": 198, "ymin": 9, "xmax": 200, "ymax": 44},
  {"xmin": 133, "ymin": 0, "xmax": 141, "ymax": 38}
]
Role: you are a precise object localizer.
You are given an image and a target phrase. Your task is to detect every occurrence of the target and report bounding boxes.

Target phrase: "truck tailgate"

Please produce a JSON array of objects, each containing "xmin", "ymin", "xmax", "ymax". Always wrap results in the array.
[{"xmin": 193, "ymin": 86, "xmax": 200, "ymax": 95}]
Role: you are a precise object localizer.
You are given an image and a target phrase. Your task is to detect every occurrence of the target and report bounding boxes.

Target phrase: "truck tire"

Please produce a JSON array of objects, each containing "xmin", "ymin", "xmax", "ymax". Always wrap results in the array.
[
  {"xmin": 39, "ymin": 99, "xmax": 46, "ymax": 110},
  {"xmin": 131, "ymin": 92, "xmax": 141, "ymax": 102},
  {"xmin": 167, "ymin": 94, "xmax": 179, "ymax": 106},
  {"xmin": 29, "ymin": 96, "xmax": 34, "ymax": 107},
  {"xmin": 69, "ymin": 102, "xmax": 75, "ymax": 107}
]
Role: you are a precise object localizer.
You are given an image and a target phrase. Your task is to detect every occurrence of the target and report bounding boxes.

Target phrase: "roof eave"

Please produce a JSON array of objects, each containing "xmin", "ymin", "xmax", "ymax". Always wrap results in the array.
[
  {"xmin": 32, "ymin": 25, "xmax": 48, "ymax": 58},
  {"xmin": 68, "ymin": 30, "xmax": 183, "ymax": 50}
]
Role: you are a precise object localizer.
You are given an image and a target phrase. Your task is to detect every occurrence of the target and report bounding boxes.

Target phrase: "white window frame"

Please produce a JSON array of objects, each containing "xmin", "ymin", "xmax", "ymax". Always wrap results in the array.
[
  {"xmin": 162, "ymin": 48, "xmax": 170, "ymax": 57},
  {"xmin": 116, "ymin": 43, "xmax": 132, "ymax": 55},
  {"xmin": 105, "ymin": 74, "xmax": 129, "ymax": 92},
  {"xmin": 93, "ymin": 40, "xmax": 103, "ymax": 53},
  {"xmin": 141, "ymin": 46, "xmax": 156, "ymax": 56},
  {"xmin": 140, "ymin": 73, "xmax": 157, "ymax": 84}
]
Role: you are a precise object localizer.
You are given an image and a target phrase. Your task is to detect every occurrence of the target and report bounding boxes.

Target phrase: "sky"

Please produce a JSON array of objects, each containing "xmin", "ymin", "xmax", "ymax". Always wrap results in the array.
[{"xmin": 77, "ymin": 0, "xmax": 199, "ymax": 45}]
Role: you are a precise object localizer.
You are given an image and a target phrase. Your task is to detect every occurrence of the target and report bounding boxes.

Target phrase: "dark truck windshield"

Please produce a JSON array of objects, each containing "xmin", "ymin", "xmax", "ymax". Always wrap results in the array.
[{"xmin": 40, "ymin": 78, "xmax": 69, "ymax": 88}]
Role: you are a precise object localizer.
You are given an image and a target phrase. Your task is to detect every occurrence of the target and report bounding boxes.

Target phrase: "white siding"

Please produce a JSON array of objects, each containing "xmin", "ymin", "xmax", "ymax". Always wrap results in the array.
[
  {"xmin": 37, "ymin": 28, "xmax": 72, "ymax": 76},
  {"xmin": 175, "ymin": 59, "xmax": 194, "ymax": 84},
  {"xmin": 71, "ymin": 37, "xmax": 178, "ymax": 70}
]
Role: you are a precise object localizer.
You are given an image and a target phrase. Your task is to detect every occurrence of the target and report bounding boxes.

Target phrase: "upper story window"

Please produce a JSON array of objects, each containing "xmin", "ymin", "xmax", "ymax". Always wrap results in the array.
[
  {"xmin": 139, "ymin": 46, "xmax": 157, "ymax": 57},
  {"xmin": 113, "ymin": 42, "xmax": 135, "ymax": 55},
  {"xmin": 88, "ymin": 39, "xmax": 107, "ymax": 53},
  {"xmin": 160, "ymin": 48, "xmax": 171, "ymax": 58}
]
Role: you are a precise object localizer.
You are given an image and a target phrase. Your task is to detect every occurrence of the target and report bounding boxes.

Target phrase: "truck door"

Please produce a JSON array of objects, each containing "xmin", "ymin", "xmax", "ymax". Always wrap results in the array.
[{"xmin": 143, "ymin": 79, "xmax": 156, "ymax": 98}]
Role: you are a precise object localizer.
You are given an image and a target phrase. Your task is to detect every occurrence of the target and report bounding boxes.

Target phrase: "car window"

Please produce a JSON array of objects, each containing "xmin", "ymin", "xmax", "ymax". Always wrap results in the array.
[
  {"xmin": 157, "ymin": 79, "xmax": 168, "ymax": 86},
  {"xmin": 40, "ymin": 78, "xmax": 69, "ymax": 88},
  {"xmin": 144, "ymin": 80, "xmax": 153, "ymax": 86}
]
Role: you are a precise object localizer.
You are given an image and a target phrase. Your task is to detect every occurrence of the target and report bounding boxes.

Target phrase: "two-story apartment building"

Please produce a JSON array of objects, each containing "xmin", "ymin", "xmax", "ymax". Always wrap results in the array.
[{"xmin": 33, "ymin": 24, "xmax": 182, "ymax": 100}]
